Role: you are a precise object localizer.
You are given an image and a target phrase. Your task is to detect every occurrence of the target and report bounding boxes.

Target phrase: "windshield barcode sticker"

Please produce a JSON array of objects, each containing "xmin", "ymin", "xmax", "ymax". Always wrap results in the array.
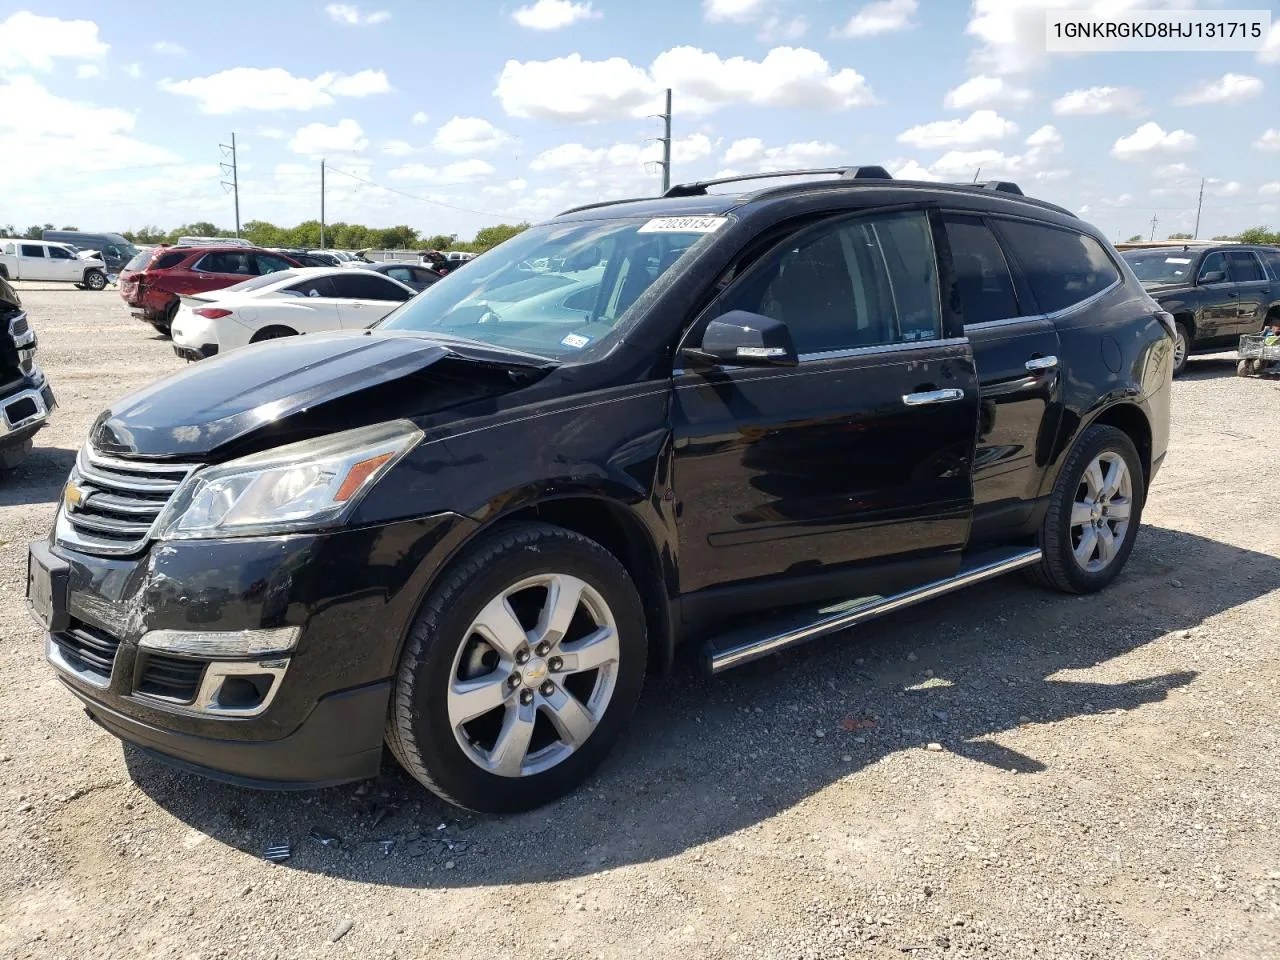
[
  {"xmin": 561, "ymin": 333, "xmax": 591, "ymax": 349},
  {"xmin": 1165, "ymin": 257, "xmax": 1192, "ymax": 264},
  {"xmin": 638, "ymin": 217, "xmax": 728, "ymax": 234}
]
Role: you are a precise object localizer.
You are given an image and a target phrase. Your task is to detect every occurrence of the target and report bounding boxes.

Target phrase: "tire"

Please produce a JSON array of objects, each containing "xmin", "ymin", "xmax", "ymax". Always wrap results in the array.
[
  {"xmin": 83, "ymin": 269, "xmax": 107, "ymax": 291},
  {"xmin": 151, "ymin": 301, "xmax": 177, "ymax": 338},
  {"xmin": 0, "ymin": 439, "xmax": 32, "ymax": 472},
  {"xmin": 386, "ymin": 522, "xmax": 647, "ymax": 812},
  {"xmin": 1028, "ymin": 424, "xmax": 1145, "ymax": 595},
  {"xmin": 249, "ymin": 326, "xmax": 297, "ymax": 343},
  {"xmin": 1238, "ymin": 360, "xmax": 1251, "ymax": 377},
  {"xmin": 1171, "ymin": 322, "xmax": 1189, "ymax": 377}
]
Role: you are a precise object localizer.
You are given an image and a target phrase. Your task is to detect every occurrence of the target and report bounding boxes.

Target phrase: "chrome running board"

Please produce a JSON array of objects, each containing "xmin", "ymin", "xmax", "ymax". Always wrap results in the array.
[{"xmin": 705, "ymin": 547, "xmax": 1043, "ymax": 674}]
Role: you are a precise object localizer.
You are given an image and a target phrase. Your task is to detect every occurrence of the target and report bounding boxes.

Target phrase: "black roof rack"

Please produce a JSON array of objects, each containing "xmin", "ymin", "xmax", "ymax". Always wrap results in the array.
[
  {"xmin": 977, "ymin": 181, "xmax": 1024, "ymax": 196},
  {"xmin": 556, "ymin": 196, "xmax": 655, "ymax": 217},
  {"xmin": 663, "ymin": 165, "xmax": 892, "ymax": 198}
]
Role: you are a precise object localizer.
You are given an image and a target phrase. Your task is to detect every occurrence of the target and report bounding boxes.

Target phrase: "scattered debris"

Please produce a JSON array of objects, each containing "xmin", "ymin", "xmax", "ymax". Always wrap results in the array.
[
  {"xmin": 263, "ymin": 841, "xmax": 292, "ymax": 863},
  {"xmin": 925, "ymin": 743, "xmax": 944, "ymax": 752},
  {"xmin": 377, "ymin": 838, "xmax": 395, "ymax": 856},
  {"xmin": 309, "ymin": 827, "xmax": 342, "ymax": 849},
  {"xmin": 329, "ymin": 919, "xmax": 354, "ymax": 943},
  {"xmin": 841, "ymin": 716, "xmax": 877, "ymax": 731}
]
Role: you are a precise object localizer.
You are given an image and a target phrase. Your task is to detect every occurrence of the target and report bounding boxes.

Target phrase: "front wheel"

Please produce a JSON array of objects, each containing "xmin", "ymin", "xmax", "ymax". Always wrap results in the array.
[
  {"xmin": 82, "ymin": 269, "xmax": 107, "ymax": 291},
  {"xmin": 1172, "ymin": 322, "xmax": 1189, "ymax": 377},
  {"xmin": 386, "ymin": 523, "xmax": 647, "ymax": 812},
  {"xmin": 1028, "ymin": 424, "xmax": 1145, "ymax": 594}
]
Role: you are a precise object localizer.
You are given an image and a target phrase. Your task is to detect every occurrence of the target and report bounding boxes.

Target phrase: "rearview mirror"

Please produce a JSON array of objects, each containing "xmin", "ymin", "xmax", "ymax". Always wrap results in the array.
[
  {"xmin": 683, "ymin": 310, "xmax": 799, "ymax": 368},
  {"xmin": 1200, "ymin": 270, "xmax": 1227, "ymax": 284}
]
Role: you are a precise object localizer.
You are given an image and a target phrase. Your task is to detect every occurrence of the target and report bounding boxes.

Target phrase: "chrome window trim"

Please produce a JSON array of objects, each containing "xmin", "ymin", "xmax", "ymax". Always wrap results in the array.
[{"xmin": 674, "ymin": 335, "xmax": 969, "ymax": 376}]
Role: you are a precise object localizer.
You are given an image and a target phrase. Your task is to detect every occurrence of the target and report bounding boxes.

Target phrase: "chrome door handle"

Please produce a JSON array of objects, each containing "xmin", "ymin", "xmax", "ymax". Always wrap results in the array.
[
  {"xmin": 1025, "ymin": 355, "xmax": 1058, "ymax": 371},
  {"xmin": 903, "ymin": 388, "xmax": 965, "ymax": 406}
]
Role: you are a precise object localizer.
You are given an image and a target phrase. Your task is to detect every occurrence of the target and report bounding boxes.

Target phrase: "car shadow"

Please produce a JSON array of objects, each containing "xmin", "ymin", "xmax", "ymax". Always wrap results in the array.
[
  {"xmin": 0, "ymin": 445, "xmax": 74, "ymax": 506},
  {"xmin": 1180, "ymin": 355, "xmax": 1240, "ymax": 380},
  {"xmin": 123, "ymin": 524, "xmax": 1276, "ymax": 888}
]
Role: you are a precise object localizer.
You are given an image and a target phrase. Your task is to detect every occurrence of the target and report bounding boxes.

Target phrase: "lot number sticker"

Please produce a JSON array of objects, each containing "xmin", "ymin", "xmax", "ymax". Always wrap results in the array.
[{"xmin": 638, "ymin": 217, "xmax": 728, "ymax": 234}]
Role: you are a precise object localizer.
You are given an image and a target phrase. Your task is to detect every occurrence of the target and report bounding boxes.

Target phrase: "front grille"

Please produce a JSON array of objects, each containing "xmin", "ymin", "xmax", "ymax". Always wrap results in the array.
[
  {"xmin": 59, "ymin": 446, "xmax": 199, "ymax": 556},
  {"xmin": 137, "ymin": 653, "xmax": 205, "ymax": 703},
  {"xmin": 9, "ymin": 314, "xmax": 29, "ymax": 339},
  {"xmin": 51, "ymin": 621, "xmax": 121, "ymax": 682}
]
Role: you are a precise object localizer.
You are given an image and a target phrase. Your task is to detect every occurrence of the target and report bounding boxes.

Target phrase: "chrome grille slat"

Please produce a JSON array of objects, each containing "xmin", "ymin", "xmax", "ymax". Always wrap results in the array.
[{"xmin": 58, "ymin": 443, "xmax": 201, "ymax": 556}]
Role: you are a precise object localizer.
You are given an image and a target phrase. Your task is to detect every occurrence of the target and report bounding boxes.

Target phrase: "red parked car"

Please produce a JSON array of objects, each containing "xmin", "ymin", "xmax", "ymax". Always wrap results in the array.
[{"xmin": 118, "ymin": 241, "xmax": 300, "ymax": 335}]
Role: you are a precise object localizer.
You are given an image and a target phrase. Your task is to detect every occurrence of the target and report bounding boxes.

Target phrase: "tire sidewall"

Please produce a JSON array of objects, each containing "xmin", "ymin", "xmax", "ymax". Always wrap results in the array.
[
  {"xmin": 84, "ymin": 270, "xmax": 106, "ymax": 290},
  {"xmin": 1172, "ymin": 323, "xmax": 1189, "ymax": 376},
  {"xmin": 398, "ymin": 530, "xmax": 646, "ymax": 812},
  {"xmin": 1046, "ymin": 426, "xmax": 1145, "ymax": 593}
]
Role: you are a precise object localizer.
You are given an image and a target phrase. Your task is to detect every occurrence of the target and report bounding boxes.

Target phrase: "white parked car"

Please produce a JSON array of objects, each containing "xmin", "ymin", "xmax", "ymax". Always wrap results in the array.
[
  {"xmin": 169, "ymin": 267, "xmax": 417, "ymax": 361},
  {"xmin": 0, "ymin": 240, "xmax": 109, "ymax": 290}
]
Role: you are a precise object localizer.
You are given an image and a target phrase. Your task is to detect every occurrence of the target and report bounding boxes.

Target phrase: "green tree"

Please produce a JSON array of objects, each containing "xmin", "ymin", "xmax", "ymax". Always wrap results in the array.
[
  {"xmin": 1167, "ymin": 232, "xmax": 1192, "ymax": 240},
  {"xmin": 24, "ymin": 223, "xmax": 54, "ymax": 239},
  {"xmin": 1239, "ymin": 226, "xmax": 1280, "ymax": 245},
  {"xmin": 423, "ymin": 233, "xmax": 455, "ymax": 251},
  {"xmin": 0, "ymin": 224, "xmax": 15, "ymax": 238},
  {"xmin": 471, "ymin": 222, "xmax": 530, "ymax": 251},
  {"xmin": 1125, "ymin": 234, "xmax": 1144, "ymax": 243}
]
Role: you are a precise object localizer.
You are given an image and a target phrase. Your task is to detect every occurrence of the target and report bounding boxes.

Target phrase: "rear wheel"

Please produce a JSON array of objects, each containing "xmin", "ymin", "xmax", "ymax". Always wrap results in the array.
[
  {"xmin": 249, "ymin": 326, "xmax": 297, "ymax": 343},
  {"xmin": 386, "ymin": 523, "xmax": 646, "ymax": 812},
  {"xmin": 1171, "ymin": 322, "xmax": 1189, "ymax": 376},
  {"xmin": 1029, "ymin": 424, "xmax": 1145, "ymax": 594},
  {"xmin": 151, "ymin": 301, "xmax": 177, "ymax": 338}
]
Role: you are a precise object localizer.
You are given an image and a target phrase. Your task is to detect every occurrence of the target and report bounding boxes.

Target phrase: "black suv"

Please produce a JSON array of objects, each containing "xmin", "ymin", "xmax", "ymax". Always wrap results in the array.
[
  {"xmin": 1120, "ymin": 243, "xmax": 1280, "ymax": 375},
  {"xmin": 28, "ymin": 167, "xmax": 1173, "ymax": 812}
]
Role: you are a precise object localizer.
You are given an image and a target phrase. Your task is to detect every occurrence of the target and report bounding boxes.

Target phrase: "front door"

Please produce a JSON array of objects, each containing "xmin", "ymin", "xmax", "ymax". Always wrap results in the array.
[
  {"xmin": 329, "ymin": 272, "xmax": 414, "ymax": 328},
  {"xmin": 672, "ymin": 208, "xmax": 978, "ymax": 611},
  {"xmin": 47, "ymin": 244, "xmax": 83, "ymax": 282},
  {"xmin": 1195, "ymin": 251, "xmax": 1239, "ymax": 343},
  {"xmin": 1226, "ymin": 251, "xmax": 1269, "ymax": 334}
]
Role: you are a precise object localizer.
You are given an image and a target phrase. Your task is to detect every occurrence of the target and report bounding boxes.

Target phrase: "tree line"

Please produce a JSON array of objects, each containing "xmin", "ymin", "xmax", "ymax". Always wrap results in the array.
[
  {"xmin": 0, "ymin": 220, "xmax": 531, "ymax": 253},
  {"xmin": 1125, "ymin": 227, "xmax": 1280, "ymax": 244}
]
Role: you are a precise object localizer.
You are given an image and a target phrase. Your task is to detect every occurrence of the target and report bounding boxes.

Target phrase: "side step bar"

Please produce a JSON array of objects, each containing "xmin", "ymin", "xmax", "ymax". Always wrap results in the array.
[{"xmin": 705, "ymin": 547, "xmax": 1043, "ymax": 674}]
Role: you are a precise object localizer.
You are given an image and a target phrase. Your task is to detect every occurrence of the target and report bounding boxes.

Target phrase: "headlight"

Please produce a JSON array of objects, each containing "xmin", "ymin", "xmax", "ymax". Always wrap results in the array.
[{"xmin": 154, "ymin": 420, "xmax": 422, "ymax": 540}]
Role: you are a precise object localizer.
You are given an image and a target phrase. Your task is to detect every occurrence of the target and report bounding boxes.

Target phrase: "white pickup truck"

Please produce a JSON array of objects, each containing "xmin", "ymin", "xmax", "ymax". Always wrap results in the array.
[{"xmin": 0, "ymin": 240, "xmax": 109, "ymax": 290}]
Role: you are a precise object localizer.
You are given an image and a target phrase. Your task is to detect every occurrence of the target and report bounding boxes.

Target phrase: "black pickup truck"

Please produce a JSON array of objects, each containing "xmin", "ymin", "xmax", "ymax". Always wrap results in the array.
[{"xmin": 1120, "ymin": 244, "xmax": 1280, "ymax": 375}]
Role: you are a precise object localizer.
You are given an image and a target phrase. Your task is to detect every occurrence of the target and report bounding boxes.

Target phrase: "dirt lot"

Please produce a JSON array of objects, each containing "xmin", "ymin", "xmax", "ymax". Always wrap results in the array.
[{"xmin": 1, "ymin": 282, "xmax": 1278, "ymax": 959}]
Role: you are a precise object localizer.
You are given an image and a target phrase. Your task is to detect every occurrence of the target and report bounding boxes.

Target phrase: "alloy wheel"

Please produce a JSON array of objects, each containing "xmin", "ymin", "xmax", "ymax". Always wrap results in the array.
[
  {"xmin": 1173, "ymin": 330, "xmax": 1187, "ymax": 371},
  {"xmin": 446, "ymin": 573, "xmax": 620, "ymax": 778},
  {"xmin": 1069, "ymin": 452, "xmax": 1133, "ymax": 573}
]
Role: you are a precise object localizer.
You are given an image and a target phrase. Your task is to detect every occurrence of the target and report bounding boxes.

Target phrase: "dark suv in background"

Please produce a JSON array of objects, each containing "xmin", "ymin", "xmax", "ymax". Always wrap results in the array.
[
  {"xmin": 1120, "ymin": 243, "xmax": 1280, "ymax": 375},
  {"xmin": 119, "ymin": 243, "xmax": 300, "ymax": 335},
  {"xmin": 29, "ymin": 167, "xmax": 1173, "ymax": 813}
]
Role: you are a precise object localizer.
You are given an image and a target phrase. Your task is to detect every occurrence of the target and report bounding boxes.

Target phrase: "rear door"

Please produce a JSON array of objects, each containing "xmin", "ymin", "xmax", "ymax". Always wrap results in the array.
[
  {"xmin": 18, "ymin": 244, "xmax": 54, "ymax": 281},
  {"xmin": 1194, "ymin": 251, "xmax": 1238, "ymax": 342},
  {"xmin": 1226, "ymin": 251, "xmax": 1269, "ymax": 333},
  {"xmin": 943, "ymin": 214, "xmax": 1062, "ymax": 543},
  {"xmin": 328, "ymin": 272, "xmax": 414, "ymax": 327},
  {"xmin": 190, "ymin": 251, "xmax": 256, "ymax": 293},
  {"xmin": 672, "ymin": 208, "xmax": 979, "ymax": 607}
]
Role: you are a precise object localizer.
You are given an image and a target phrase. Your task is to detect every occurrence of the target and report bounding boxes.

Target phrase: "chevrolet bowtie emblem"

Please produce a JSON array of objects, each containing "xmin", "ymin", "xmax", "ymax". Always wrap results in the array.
[{"xmin": 63, "ymin": 482, "xmax": 85, "ymax": 511}]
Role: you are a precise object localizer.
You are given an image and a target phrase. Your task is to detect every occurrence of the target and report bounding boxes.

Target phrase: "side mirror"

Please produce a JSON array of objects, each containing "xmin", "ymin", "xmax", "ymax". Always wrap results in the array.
[
  {"xmin": 1200, "ymin": 270, "xmax": 1227, "ymax": 284},
  {"xmin": 683, "ymin": 310, "xmax": 799, "ymax": 368}
]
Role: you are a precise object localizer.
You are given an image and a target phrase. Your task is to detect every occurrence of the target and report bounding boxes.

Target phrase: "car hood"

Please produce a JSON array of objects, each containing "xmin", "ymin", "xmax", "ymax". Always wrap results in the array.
[
  {"xmin": 1139, "ymin": 280, "xmax": 1193, "ymax": 295},
  {"xmin": 90, "ymin": 331, "xmax": 553, "ymax": 458}
]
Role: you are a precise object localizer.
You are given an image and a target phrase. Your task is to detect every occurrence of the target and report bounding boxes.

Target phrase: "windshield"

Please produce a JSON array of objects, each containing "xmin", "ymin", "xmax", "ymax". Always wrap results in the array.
[
  {"xmin": 376, "ymin": 217, "xmax": 723, "ymax": 359},
  {"xmin": 1122, "ymin": 250, "xmax": 1197, "ymax": 285},
  {"xmin": 222, "ymin": 270, "xmax": 301, "ymax": 294}
]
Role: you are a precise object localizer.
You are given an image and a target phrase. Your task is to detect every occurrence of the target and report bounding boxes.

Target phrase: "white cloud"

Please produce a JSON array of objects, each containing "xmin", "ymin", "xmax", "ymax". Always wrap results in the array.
[
  {"xmin": 1259, "ymin": 23, "xmax": 1280, "ymax": 63},
  {"xmin": 495, "ymin": 46, "xmax": 876, "ymax": 122},
  {"xmin": 834, "ymin": 0, "xmax": 918, "ymax": 38},
  {"xmin": 1154, "ymin": 163, "xmax": 1194, "ymax": 180},
  {"xmin": 512, "ymin": 0, "xmax": 601, "ymax": 30},
  {"xmin": 325, "ymin": 4, "xmax": 390, "ymax": 25},
  {"xmin": 124, "ymin": 63, "xmax": 142, "ymax": 79},
  {"xmin": 944, "ymin": 76, "xmax": 1033, "ymax": 110},
  {"xmin": 160, "ymin": 67, "xmax": 391, "ymax": 113},
  {"xmin": 1205, "ymin": 179, "xmax": 1241, "ymax": 197},
  {"xmin": 1254, "ymin": 129, "xmax": 1280, "ymax": 151},
  {"xmin": 1111, "ymin": 122, "xmax": 1197, "ymax": 160},
  {"xmin": 703, "ymin": 0, "xmax": 769, "ymax": 23},
  {"xmin": 381, "ymin": 139, "xmax": 415, "ymax": 157},
  {"xmin": 75, "ymin": 64, "xmax": 100, "ymax": 80},
  {"xmin": 1174, "ymin": 73, "xmax": 1263, "ymax": 106},
  {"xmin": 1051, "ymin": 86, "xmax": 1144, "ymax": 116},
  {"xmin": 897, "ymin": 110, "xmax": 1017, "ymax": 149},
  {"xmin": 152, "ymin": 40, "xmax": 186, "ymax": 56},
  {"xmin": 1260, "ymin": 182, "xmax": 1280, "ymax": 197},
  {"xmin": 411, "ymin": 111, "xmax": 429, "ymax": 125},
  {"xmin": 0, "ymin": 12, "xmax": 108, "ymax": 72},
  {"xmin": 758, "ymin": 16, "xmax": 808, "ymax": 42},
  {"xmin": 896, "ymin": 124, "xmax": 1065, "ymax": 184},
  {"xmin": 288, "ymin": 118, "xmax": 368, "ymax": 155},
  {"xmin": 888, "ymin": 159, "xmax": 941, "ymax": 181},
  {"xmin": 432, "ymin": 116, "xmax": 508, "ymax": 154},
  {"xmin": 257, "ymin": 127, "xmax": 285, "ymax": 139},
  {"xmin": 722, "ymin": 138, "xmax": 841, "ymax": 171},
  {"xmin": 387, "ymin": 159, "xmax": 497, "ymax": 184}
]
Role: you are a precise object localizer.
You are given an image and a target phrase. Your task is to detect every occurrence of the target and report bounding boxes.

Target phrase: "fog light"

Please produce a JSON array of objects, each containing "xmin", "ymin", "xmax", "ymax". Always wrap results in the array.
[{"xmin": 138, "ymin": 626, "xmax": 300, "ymax": 658}]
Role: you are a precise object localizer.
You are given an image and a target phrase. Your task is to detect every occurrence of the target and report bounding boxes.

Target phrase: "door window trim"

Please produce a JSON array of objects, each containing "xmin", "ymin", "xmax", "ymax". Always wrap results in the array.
[
  {"xmin": 987, "ymin": 214, "xmax": 1123, "ymax": 320},
  {"xmin": 676, "ymin": 202, "xmax": 955, "ymax": 364},
  {"xmin": 1227, "ymin": 250, "xmax": 1267, "ymax": 284},
  {"xmin": 938, "ymin": 209, "xmax": 1036, "ymax": 331}
]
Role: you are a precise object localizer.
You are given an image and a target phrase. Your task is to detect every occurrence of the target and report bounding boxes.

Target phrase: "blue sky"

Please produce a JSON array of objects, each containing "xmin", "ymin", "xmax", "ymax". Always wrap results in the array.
[{"xmin": 1, "ymin": 0, "xmax": 1277, "ymax": 242}]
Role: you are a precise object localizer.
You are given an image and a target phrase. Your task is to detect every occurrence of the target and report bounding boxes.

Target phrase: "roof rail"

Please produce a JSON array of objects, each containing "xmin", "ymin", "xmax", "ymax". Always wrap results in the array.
[
  {"xmin": 976, "ymin": 181, "xmax": 1024, "ymax": 196},
  {"xmin": 174, "ymin": 235, "xmax": 254, "ymax": 248},
  {"xmin": 556, "ymin": 196, "xmax": 655, "ymax": 217},
  {"xmin": 663, "ymin": 165, "xmax": 892, "ymax": 198}
]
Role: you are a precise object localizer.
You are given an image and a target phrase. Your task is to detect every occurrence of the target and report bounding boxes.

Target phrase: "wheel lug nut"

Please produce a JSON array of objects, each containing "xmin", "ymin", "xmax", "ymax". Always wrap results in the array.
[
  {"xmin": 519, "ymin": 689, "xmax": 534, "ymax": 705},
  {"xmin": 515, "ymin": 649, "xmax": 530, "ymax": 665},
  {"xmin": 535, "ymin": 642, "xmax": 550, "ymax": 656},
  {"xmin": 540, "ymin": 681, "xmax": 555, "ymax": 696},
  {"xmin": 508, "ymin": 673, "xmax": 521, "ymax": 688},
  {"xmin": 548, "ymin": 656, "xmax": 563, "ymax": 671}
]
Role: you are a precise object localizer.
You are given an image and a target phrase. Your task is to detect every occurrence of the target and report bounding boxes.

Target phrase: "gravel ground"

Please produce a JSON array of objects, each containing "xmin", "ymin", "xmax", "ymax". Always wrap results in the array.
[{"xmin": 1, "ymin": 283, "xmax": 1278, "ymax": 959}]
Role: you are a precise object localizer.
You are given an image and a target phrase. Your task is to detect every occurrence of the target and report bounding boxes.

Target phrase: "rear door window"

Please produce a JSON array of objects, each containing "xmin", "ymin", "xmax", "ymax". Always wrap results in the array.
[
  {"xmin": 1227, "ymin": 251, "xmax": 1265, "ymax": 283},
  {"xmin": 20, "ymin": 245, "xmax": 45, "ymax": 258},
  {"xmin": 1260, "ymin": 250, "xmax": 1280, "ymax": 281},
  {"xmin": 943, "ymin": 216, "xmax": 1021, "ymax": 325},
  {"xmin": 195, "ymin": 251, "xmax": 255, "ymax": 276},
  {"xmin": 994, "ymin": 221, "xmax": 1120, "ymax": 314}
]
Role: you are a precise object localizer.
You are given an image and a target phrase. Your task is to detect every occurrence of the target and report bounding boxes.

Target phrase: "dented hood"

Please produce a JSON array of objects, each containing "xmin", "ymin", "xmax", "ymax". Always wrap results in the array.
[{"xmin": 90, "ymin": 331, "xmax": 548, "ymax": 458}]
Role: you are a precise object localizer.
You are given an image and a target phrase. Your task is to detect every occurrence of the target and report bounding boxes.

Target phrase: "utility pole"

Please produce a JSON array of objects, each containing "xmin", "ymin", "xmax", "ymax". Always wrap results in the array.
[
  {"xmin": 1149, "ymin": 212, "xmax": 1159, "ymax": 241},
  {"xmin": 219, "ymin": 132, "xmax": 240, "ymax": 237},
  {"xmin": 1193, "ymin": 177, "xmax": 1205, "ymax": 239},
  {"xmin": 320, "ymin": 159, "xmax": 326, "ymax": 249},
  {"xmin": 647, "ymin": 89, "xmax": 673, "ymax": 194}
]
